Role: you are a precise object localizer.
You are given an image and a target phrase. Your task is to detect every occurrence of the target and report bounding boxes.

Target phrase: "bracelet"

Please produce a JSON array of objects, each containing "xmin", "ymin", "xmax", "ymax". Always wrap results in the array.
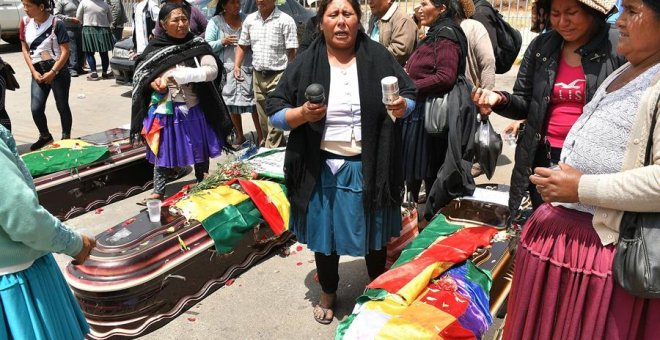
[{"xmin": 52, "ymin": 68, "xmax": 59, "ymax": 75}]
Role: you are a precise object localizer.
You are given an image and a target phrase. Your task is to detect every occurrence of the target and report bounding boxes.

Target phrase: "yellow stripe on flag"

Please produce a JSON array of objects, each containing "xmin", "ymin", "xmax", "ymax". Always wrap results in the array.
[
  {"xmin": 375, "ymin": 300, "xmax": 450, "ymax": 340},
  {"xmin": 397, "ymin": 262, "xmax": 454, "ymax": 304},
  {"xmin": 175, "ymin": 186, "xmax": 249, "ymax": 221},
  {"xmin": 250, "ymin": 180, "xmax": 290, "ymax": 229}
]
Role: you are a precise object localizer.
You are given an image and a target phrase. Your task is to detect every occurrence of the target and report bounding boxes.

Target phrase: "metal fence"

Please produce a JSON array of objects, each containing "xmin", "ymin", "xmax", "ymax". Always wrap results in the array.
[{"xmin": 121, "ymin": 0, "xmax": 537, "ymax": 57}]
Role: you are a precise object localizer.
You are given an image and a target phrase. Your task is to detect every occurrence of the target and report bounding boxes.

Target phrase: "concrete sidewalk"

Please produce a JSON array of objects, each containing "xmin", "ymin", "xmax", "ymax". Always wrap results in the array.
[{"xmin": 1, "ymin": 39, "xmax": 519, "ymax": 339}]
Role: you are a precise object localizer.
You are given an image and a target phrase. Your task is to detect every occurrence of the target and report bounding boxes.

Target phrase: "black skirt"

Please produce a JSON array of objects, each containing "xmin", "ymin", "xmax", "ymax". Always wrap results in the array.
[{"xmin": 401, "ymin": 102, "xmax": 448, "ymax": 182}]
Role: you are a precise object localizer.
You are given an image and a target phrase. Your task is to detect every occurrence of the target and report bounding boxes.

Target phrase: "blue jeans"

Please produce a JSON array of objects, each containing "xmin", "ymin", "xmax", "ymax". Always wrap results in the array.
[
  {"xmin": 66, "ymin": 26, "xmax": 84, "ymax": 72},
  {"xmin": 86, "ymin": 52, "xmax": 109, "ymax": 74},
  {"xmin": 31, "ymin": 69, "xmax": 72, "ymax": 136}
]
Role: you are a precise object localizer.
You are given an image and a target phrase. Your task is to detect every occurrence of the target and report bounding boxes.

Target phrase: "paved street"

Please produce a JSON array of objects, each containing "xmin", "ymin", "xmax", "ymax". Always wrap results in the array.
[{"xmin": 1, "ymin": 39, "xmax": 519, "ymax": 339}]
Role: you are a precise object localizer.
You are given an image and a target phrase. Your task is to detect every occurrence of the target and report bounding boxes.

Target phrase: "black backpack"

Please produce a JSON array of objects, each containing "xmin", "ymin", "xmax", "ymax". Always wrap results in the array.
[{"xmin": 472, "ymin": 0, "xmax": 523, "ymax": 74}]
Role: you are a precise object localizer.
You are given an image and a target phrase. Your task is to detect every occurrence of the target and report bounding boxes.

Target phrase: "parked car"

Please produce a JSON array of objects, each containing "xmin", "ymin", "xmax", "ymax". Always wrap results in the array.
[
  {"xmin": 0, "ymin": 0, "xmax": 25, "ymax": 44},
  {"xmin": 110, "ymin": 0, "xmax": 314, "ymax": 85}
]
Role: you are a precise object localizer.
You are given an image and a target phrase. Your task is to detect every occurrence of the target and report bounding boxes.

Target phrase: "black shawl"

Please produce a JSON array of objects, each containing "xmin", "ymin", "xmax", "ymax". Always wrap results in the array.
[
  {"xmin": 130, "ymin": 35, "xmax": 233, "ymax": 146},
  {"xmin": 266, "ymin": 33, "xmax": 417, "ymax": 222},
  {"xmin": 420, "ymin": 16, "xmax": 479, "ymax": 220}
]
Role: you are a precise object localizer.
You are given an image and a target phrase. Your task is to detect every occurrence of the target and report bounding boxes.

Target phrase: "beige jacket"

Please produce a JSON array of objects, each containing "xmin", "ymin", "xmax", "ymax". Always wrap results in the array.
[
  {"xmin": 367, "ymin": 2, "xmax": 417, "ymax": 66},
  {"xmin": 578, "ymin": 63, "xmax": 660, "ymax": 245}
]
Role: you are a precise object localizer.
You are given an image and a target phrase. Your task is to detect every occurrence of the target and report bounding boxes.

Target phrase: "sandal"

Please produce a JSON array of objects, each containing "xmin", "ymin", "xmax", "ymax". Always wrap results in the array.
[
  {"xmin": 313, "ymin": 305, "xmax": 334, "ymax": 325},
  {"xmin": 313, "ymin": 292, "xmax": 336, "ymax": 325}
]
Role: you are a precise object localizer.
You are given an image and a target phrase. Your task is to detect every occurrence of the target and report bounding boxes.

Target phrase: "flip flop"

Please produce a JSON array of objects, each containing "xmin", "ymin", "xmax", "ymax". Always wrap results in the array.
[{"xmin": 313, "ymin": 305, "xmax": 333, "ymax": 325}]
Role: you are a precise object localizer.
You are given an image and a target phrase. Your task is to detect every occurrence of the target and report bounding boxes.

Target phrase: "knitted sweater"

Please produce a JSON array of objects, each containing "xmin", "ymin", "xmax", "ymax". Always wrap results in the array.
[
  {"xmin": 0, "ymin": 126, "xmax": 82, "ymax": 269},
  {"xmin": 576, "ymin": 63, "xmax": 660, "ymax": 245}
]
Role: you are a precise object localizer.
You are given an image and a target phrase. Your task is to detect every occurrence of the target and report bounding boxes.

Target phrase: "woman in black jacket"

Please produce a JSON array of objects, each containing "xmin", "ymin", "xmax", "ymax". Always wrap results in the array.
[{"xmin": 471, "ymin": 0, "xmax": 624, "ymax": 219}]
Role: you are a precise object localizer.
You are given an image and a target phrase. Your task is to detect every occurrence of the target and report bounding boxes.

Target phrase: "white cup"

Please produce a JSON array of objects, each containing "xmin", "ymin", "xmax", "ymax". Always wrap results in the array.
[{"xmin": 146, "ymin": 199, "xmax": 162, "ymax": 223}]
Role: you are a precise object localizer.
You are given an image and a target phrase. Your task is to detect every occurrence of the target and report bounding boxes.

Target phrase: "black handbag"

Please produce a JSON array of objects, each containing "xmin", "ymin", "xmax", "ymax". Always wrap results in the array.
[
  {"xmin": 474, "ymin": 115, "xmax": 503, "ymax": 180},
  {"xmin": 613, "ymin": 103, "xmax": 659, "ymax": 299},
  {"xmin": 425, "ymin": 75, "xmax": 472, "ymax": 137},
  {"xmin": 423, "ymin": 27, "xmax": 472, "ymax": 137}
]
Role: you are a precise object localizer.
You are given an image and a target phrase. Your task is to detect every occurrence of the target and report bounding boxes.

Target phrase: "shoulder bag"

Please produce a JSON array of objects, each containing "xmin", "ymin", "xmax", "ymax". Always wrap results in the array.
[
  {"xmin": 423, "ymin": 31, "xmax": 473, "ymax": 137},
  {"xmin": 613, "ymin": 100, "xmax": 660, "ymax": 299}
]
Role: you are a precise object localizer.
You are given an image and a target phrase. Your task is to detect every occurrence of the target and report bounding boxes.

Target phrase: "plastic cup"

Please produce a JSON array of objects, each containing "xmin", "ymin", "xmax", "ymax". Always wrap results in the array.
[{"xmin": 146, "ymin": 199, "xmax": 162, "ymax": 223}]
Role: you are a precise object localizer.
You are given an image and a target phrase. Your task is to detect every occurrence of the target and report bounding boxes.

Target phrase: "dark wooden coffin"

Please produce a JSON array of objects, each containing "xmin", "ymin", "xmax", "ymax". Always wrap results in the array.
[
  {"xmin": 33, "ymin": 129, "xmax": 154, "ymax": 221},
  {"xmin": 441, "ymin": 183, "xmax": 515, "ymax": 317},
  {"xmin": 64, "ymin": 206, "xmax": 292, "ymax": 340}
]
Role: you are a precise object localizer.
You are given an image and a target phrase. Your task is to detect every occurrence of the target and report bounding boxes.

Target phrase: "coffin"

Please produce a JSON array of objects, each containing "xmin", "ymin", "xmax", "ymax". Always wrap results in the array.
[
  {"xmin": 441, "ymin": 183, "xmax": 514, "ymax": 316},
  {"xmin": 64, "ymin": 191, "xmax": 292, "ymax": 339},
  {"xmin": 336, "ymin": 184, "xmax": 516, "ymax": 339},
  {"xmin": 32, "ymin": 128, "xmax": 153, "ymax": 221}
]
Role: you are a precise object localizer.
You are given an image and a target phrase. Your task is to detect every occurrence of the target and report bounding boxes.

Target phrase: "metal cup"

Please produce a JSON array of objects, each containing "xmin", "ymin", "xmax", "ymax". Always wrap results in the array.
[{"xmin": 381, "ymin": 76, "xmax": 399, "ymax": 105}]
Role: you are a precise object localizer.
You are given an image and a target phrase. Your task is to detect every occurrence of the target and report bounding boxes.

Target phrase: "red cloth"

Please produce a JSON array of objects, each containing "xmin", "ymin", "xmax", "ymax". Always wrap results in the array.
[
  {"xmin": 546, "ymin": 58, "xmax": 586, "ymax": 148},
  {"xmin": 504, "ymin": 204, "xmax": 660, "ymax": 340},
  {"xmin": 405, "ymin": 38, "xmax": 461, "ymax": 99}
]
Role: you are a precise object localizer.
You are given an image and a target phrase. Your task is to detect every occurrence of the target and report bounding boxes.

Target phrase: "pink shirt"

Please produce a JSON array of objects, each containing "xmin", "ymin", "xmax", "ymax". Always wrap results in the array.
[{"xmin": 546, "ymin": 58, "xmax": 586, "ymax": 148}]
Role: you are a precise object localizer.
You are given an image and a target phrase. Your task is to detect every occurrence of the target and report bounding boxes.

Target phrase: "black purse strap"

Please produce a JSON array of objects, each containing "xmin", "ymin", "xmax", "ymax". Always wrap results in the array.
[{"xmin": 644, "ymin": 99, "xmax": 659, "ymax": 166}]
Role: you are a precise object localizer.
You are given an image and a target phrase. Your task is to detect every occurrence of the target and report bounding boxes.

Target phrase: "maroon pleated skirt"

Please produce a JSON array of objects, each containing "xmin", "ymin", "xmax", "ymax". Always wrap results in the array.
[{"xmin": 503, "ymin": 203, "xmax": 660, "ymax": 340}]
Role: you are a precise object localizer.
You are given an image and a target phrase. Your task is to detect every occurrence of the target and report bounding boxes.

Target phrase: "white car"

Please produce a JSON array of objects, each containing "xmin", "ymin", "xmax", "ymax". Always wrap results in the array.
[{"xmin": 0, "ymin": 0, "xmax": 25, "ymax": 44}]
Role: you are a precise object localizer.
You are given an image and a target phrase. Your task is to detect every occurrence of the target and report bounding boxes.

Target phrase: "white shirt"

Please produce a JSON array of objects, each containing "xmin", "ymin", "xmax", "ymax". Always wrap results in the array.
[
  {"xmin": 238, "ymin": 7, "xmax": 298, "ymax": 71},
  {"xmin": 133, "ymin": 0, "xmax": 159, "ymax": 53},
  {"xmin": 322, "ymin": 63, "xmax": 361, "ymax": 143},
  {"xmin": 20, "ymin": 15, "xmax": 68, "ymax": 64}
]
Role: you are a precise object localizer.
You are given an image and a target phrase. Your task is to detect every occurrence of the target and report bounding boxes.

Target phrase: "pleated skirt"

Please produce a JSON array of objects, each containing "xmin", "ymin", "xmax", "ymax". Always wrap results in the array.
[
  {"xmin": 145, "ymin": 103, "xmax": 222, "ymax": 168},
  {"xmin": 401, "ymin": 102, "xmax": 447, "ymax": 181},
  {"xmin": 504, "ymin": 204, "xmax": 660, "ymax": 340},
  {"xmin": 291, "ymin": 153, "xmax": 401, "ymax": 256},
  {"xmin": 0, "ymin": 254, "xmax": 89, "ymax": 340},
  {"xmin": 81, "ymin": 26, "xmax": 114, "ymax": 53}
]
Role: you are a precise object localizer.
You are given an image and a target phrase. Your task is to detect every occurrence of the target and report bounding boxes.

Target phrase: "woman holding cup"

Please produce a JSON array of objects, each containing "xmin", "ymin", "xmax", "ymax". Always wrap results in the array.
[
  {"xmin": 205, "ymin": 0, "xmax": 260, "ymax": 147},
  {"xmin": 266, "ymin": 0, "xmax": 416, "ymax": 324}
]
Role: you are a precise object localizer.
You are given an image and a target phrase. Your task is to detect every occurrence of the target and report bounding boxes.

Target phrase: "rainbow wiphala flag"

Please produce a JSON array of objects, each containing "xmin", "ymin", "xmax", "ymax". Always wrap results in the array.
[{"xmin": 336, "ymin": 215, "xmax": 497, "ymax": 340}]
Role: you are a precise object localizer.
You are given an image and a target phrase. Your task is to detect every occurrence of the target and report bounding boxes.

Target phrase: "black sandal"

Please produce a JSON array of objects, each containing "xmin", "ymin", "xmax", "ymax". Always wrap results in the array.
[{"xmin": 313, "ymin": 305, "xmax": 334, "ymax": 325}]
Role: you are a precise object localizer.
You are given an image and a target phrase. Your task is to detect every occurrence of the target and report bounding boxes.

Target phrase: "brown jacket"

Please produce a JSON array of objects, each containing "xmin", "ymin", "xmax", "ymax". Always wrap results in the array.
[{"xmin": 367, "ymin": 3, "xmax": 417, "ymax": 66}]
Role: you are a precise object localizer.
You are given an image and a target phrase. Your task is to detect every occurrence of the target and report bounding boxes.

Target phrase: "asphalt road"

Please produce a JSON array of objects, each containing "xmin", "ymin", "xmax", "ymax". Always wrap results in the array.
[{"xmin": 1, "ymin": 39, "xmax": 519, "ymax": 340}]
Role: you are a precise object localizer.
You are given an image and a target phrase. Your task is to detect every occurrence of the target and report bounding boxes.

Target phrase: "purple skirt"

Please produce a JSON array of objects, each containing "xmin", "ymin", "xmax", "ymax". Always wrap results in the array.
[
  {"xmin": 145, "ymin": 103, "xmax": 222, "ymax": 168},
  {"xmin": 504, "ymin": 204, "xmax": 660, "ymax": 340}
]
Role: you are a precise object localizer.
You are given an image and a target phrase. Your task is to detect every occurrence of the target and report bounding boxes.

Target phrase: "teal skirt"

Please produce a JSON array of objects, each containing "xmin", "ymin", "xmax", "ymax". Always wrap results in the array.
[
  {"xmin": 81, "ymin": 26, "xmax": 114, "ymax": 52},
  {"xmin": 291, "ymin": 152, "xmax": 401, "ymax": 256},
  {"xmin": 0, "ymin": 254, "xmax": 89, "ymax": 339}
]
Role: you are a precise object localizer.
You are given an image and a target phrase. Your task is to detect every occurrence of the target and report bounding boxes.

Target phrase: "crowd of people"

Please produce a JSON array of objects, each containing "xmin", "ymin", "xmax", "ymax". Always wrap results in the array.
[{"xmin": 1, "ymin": 0, "xmax": 659, "ymax": 338}]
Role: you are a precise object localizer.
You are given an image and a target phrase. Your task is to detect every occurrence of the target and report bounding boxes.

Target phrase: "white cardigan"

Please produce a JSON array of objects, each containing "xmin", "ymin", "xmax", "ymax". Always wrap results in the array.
[{"xmin": 577, "ymin": 63, "xmax": 660, "ymax": 245}]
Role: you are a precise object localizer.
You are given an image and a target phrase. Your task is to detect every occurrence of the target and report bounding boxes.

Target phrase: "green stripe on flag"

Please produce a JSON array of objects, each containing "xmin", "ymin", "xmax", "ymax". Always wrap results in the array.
[
  {"xmin": 391, "ymin": 214, "xmax": 463, "ymax": 268},
  {"xmin": 201, "ymin": 199, "xmax": 263, "ymax": 253}
]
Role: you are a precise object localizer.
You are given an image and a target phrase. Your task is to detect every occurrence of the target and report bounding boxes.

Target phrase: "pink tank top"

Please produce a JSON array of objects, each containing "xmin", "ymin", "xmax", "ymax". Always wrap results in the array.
[{"xmin": 546, "ymin": 58, "xmax": 586, "ymax": 148}]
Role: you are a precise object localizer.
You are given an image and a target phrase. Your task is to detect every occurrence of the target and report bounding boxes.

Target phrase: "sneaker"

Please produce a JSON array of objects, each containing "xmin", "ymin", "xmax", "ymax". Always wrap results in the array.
[
  {"xmin": 86, "ymin": 73, "xmax": 100, "ymax": 81},
  {"xmin": 30, "ymin": 134, "xmax": 54, "ymax": 151},
  {"xmin": 70, "ymin": 70, "xmax": 79, "ymax": 77},
  {"xmin": 102, "ymin": 72, "xmax": 114, "ymax": 79},
  {"xmin": 62, "ymin": 133, "xmax": 71, "ymax": 140}
]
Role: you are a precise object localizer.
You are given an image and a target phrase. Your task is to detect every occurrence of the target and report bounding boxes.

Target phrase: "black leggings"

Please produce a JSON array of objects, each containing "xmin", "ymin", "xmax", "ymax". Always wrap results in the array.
[{"xmin": 314, "ymin": 248, "xmax": 387, "ymax": 294}]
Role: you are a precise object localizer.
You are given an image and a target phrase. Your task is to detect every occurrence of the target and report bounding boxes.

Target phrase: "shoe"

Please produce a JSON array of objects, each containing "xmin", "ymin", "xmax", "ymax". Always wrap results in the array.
[
  {"xmin": 62, "ymin": 133, "xmax": 71, "ymax": 140},
  {"xmin": 70, "ymin": 70, "xmax": 79, "ymax": 77},
  {"xmin": 86, "ymin": 73, "xmax": 100, "ymax": 81},
  {"xmin": 101, "ymin": 72, "xmax": 114, "ymax": 79},
  {"xmin": 30, "ymin": 134, "xmax": 54, "ymax": 151}
]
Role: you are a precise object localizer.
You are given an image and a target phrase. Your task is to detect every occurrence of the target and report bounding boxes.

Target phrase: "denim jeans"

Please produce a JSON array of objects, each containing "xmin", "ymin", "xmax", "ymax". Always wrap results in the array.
[
  {"xmin": 31, "ymin": 69, "xmax": 72, "ymax": 136},
  {"xmin": 66, "ymin": 26, "xmax": 84, "ymax": 72},
  {"xmin": 86, "ymin": 52, "xmax": 109, "ymax": 74}
]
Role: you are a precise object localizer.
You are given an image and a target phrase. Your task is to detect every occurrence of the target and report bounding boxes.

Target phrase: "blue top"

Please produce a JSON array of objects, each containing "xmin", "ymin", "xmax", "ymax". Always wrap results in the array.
[{"xmin": 0, "ymin": 126, "xmax": 82, "ymax": 268}]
